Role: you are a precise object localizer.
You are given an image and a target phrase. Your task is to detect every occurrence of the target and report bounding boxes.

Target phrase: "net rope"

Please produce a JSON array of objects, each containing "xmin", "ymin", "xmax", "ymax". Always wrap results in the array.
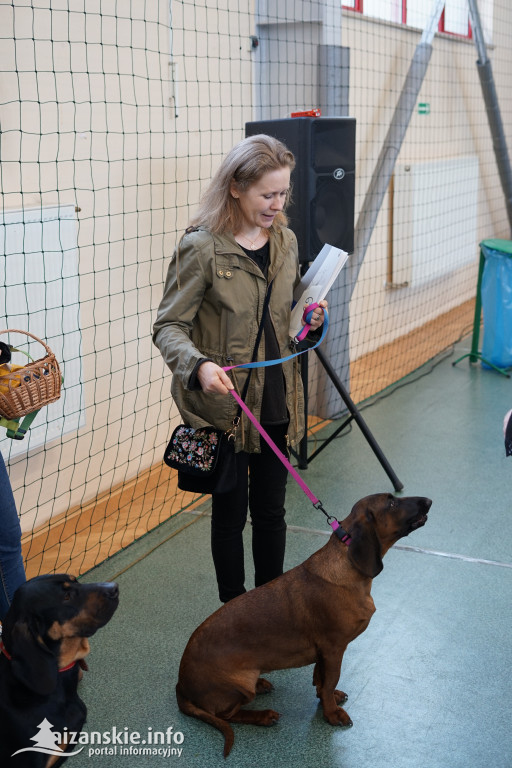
[{"xmin": 0, "ymin": 0, "xmax": 509, "ymax": 578}]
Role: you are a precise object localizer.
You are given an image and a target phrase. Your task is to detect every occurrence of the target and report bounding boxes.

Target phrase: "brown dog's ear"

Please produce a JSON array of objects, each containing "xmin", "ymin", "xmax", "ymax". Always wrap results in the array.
[
  {"xmin": 10, "ymin": 621, "xmax": 58, "ymax": 695},
  {"xmin": 347, "ymin": 512, "xmax": 383, "ymax": 578}
]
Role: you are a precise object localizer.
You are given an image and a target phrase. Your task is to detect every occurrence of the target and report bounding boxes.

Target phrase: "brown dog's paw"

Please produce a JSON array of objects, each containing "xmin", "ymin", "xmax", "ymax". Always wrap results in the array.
[
  {"xmin": 324, "ymin": 707, "xmax": 353, "ymax": 728},
  {"xmin": 256, "ymin": 678, "xmax": 274, "ymax": 695},
  {"xmin": 334, "ymin": 689, "xmax": 348, "ymax": 705},
  {"xmin": 229, "ymin": 708, "xmax": 281, "ymax": 727},
  {"xmin": 260, "ymin": 709, "xmax": 281, "ymax": 726}
]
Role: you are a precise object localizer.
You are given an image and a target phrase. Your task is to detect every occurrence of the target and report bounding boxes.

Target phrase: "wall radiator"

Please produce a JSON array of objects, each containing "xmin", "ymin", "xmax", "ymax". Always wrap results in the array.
[{"xmin": 390, "ymin": 156, "xmax": 479, "ymax": 287}]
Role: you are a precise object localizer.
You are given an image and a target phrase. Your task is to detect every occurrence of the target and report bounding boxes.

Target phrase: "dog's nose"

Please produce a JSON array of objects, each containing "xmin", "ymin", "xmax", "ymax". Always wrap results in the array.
[{"xmin": 98, "ymin": 582, "xmax": 119, "ymax": 600}]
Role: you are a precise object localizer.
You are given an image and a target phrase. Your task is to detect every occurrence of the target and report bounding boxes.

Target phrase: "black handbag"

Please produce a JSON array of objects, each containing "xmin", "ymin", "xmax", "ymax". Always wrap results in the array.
[
  {"xmin": 164, "ymin": 424, "xmax": 237, "ymax": 494},
  {"xmin": 163, "ymin": 280, "xmax": 273, "ymax": 496}
]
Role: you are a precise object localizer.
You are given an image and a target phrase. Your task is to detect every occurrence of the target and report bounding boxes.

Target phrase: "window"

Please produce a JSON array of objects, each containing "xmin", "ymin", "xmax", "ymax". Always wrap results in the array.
[{"xmin": 343, "ymin": 0, "xmax": 494, "ymax": 44}]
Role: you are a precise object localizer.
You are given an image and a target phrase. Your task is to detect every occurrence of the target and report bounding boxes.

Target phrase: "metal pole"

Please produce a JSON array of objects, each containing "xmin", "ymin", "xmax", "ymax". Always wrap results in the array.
[
  {"xmin": 315, "ymin": 348, "xmax": 404, "ymax": 492},
  {"xmin": 468, "ymin": 0, "xmax": 512, "ymax": 235},
  {"xmin": 347, "ymin": 0, "xmax": 445, "ymax": 297}
]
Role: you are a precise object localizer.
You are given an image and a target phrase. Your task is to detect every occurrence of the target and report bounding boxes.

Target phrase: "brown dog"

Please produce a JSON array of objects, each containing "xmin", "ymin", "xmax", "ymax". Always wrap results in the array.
[{"xmin": 176, "ymin": 493, "xmax": 431, "ymax": 757}]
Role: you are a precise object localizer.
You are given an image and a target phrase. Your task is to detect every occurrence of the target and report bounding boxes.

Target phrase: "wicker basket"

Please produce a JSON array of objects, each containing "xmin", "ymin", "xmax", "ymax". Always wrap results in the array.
[{"xmin": 0, "ymin": 330, "xmax": 62, "ymax": 419}]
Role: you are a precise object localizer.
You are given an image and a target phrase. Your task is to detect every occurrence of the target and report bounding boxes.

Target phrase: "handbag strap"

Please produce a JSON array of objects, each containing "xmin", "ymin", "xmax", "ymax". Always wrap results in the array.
[{"xmin": 237, "ymin": 279, "xmax": 274, "ymax": 407}]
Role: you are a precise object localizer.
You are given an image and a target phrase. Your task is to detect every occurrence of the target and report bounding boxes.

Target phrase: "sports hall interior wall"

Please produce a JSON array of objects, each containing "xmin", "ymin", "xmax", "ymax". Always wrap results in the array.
[{"xmin": 0, "ymin": 0, "xmax": 510, "ymax": 578}]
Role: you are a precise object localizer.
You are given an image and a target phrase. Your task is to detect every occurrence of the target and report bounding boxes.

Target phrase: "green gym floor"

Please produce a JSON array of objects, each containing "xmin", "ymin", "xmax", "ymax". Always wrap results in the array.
[{"xmin": 75, "ymin": 335, "xmax": 512, "ymax": 768}]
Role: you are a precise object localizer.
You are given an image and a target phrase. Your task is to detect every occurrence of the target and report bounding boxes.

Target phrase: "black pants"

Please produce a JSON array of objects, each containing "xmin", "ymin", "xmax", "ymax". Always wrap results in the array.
[{"xmin": 211, "ymin": 424, "xmax": 288, "ymax": 603}]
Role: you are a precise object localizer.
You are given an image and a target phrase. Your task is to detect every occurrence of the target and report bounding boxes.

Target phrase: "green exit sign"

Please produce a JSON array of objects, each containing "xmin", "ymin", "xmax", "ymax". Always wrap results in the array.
[{"xmin": 418, "ymin": 102, "xmax": 430, "ymax": 115}]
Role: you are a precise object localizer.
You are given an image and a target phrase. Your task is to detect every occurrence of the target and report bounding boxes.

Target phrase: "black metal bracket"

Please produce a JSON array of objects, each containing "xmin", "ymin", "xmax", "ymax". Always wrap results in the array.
[{"xmin": 294, "ymin": 346, "xmax": 403, "ymax": 492}]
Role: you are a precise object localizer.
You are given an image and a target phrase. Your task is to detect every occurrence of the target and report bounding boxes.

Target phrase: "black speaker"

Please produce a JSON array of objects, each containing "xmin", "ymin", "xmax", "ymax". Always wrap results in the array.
[{"xmin": 245, "ymin": 117, "xmax": 356, "ymax": 263}]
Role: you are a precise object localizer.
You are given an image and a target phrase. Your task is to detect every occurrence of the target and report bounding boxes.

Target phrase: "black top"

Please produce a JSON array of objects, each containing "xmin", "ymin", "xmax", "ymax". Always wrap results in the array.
[{"xmin": 241, "ymin": 241, "xmax": 288, "ymax": 426}]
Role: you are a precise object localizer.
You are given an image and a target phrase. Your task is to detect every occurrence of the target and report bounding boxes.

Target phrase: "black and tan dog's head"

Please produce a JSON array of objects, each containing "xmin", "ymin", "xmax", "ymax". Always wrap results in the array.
[
  {"xmin": 341, "ymin": 493, "xmax": 431, "ymax": 578},
  {"xmin": 1, "ymin": 574, "xmax": 119, "ymax": 696}
]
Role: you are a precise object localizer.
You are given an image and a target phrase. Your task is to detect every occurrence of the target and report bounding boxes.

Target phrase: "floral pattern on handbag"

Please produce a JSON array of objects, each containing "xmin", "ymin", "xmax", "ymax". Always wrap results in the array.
[
  {"xmin": 165, "ymin": 425, "xmax": 223, "ymax": 475},
  {"xmin": 164, "ymin": 423, "xmax": 237, "ymax": 495}
]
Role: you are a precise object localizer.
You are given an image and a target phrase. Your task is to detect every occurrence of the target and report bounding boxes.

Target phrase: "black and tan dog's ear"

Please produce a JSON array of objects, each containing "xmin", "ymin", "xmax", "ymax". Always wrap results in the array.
[
  {"xmin": 10, "ymin": 621, "xmax": 58, "ymax": 695},
  {"xmin": 347, "ymin": 511, "xmax": 383, "ymax": 578}
]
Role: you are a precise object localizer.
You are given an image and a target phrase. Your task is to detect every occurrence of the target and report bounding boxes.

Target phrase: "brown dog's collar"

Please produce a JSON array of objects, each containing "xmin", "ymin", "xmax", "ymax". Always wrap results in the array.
[
  {"xmin": 0, "ymin": 640, "xmax": 78, "ymax": 673},
  {"xmin": 330, "ymin": 520, "xmax": 352, "ymax": 546},
  {"xmin": 313, "ymin": 501, "xmax": 352, "ymax": 545}
]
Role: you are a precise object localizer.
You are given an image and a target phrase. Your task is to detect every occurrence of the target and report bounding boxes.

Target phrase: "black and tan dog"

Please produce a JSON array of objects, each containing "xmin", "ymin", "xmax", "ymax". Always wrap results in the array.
[
  {"xmin": 0, "ymin": 574, "xmax": 119, "ymax": 767},
  {"xmin": 177, "ymin": 493, "xmax": 431, "ymax": 757}
]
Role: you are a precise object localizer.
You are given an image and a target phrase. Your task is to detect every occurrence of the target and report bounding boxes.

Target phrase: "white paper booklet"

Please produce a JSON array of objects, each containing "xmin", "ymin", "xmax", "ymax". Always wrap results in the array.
[{"xmin": 289, "ymin": 244, "xmax": 349, "ymax": 339}]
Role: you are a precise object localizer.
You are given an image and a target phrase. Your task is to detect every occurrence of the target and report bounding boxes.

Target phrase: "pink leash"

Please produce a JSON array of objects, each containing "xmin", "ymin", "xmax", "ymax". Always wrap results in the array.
[
  {"xmin": 222, "ymin": 305, "xmax": 351, "ymax": 545},
  {"xmin": 227, "ymin": 389, "xmax": 349, "ymax": 544}
]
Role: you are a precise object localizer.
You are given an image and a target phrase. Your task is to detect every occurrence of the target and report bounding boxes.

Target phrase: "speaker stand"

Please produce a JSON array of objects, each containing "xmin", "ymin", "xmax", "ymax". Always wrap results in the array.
[{"xmin": 295, "ymin": 348, "xmax": 404, "ymax": 492}]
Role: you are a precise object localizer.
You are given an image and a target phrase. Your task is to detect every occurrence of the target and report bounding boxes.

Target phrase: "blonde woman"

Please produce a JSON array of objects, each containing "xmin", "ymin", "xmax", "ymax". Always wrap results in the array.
[{"xmin": 153, "ymin": 135, "xmax": 326, "ymax": 603}]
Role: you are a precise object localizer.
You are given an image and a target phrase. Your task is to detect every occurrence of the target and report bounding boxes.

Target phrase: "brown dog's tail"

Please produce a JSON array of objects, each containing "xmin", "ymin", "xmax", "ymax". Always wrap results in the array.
[{"xmin": 176, "ymin": 683, "xmax": 235, "ymax": 758}]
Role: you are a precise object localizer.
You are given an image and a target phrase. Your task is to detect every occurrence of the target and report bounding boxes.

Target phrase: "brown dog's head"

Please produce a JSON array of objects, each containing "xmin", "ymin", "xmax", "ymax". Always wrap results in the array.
[
  {"xmin": 342, "ymin": 493, "xmax": 431, "ymax": 578},
  {"xmin": 2, "ymin": 574, "xmax": 119, "ymax": 696}
]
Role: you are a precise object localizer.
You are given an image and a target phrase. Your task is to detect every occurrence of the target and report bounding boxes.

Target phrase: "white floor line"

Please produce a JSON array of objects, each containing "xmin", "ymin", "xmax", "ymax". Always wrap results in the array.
[
  {"xmin": 184, "ymin": 513, "xmax": 512, "ymax": 570},
  {"xmin": 392, "ymin": 543, "xmax": 512, "ymax": 569},
  {"xmin": 287, "ymin": 524, "xmax": 512, "ymax": 569}
]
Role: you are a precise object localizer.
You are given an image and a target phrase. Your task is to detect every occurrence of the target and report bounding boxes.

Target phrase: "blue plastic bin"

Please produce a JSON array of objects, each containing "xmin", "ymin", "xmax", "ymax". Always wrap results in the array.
[{"xmin": 480, "ymin": 239, "xmax": 512, "ymax": 370}]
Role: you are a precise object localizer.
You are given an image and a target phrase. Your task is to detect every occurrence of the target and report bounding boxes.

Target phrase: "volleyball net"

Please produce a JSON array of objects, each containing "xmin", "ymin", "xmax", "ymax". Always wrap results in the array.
[{"xmin": 1, "ymin": 0, "xmax": 510, "ymax": 579}]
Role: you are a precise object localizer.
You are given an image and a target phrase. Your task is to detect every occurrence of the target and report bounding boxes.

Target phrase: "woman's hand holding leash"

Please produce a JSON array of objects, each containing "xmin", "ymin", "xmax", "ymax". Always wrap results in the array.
[
  {"xmin": 198, "ymin": 300, "xmax": 329, "ymax": 395},
  {"xmin": 197, "ymin": 361, "xmax": 234, "ymax": 395},
  {"xmin": 302, "ymin": 299, "xmax": 328, "ymax": 331}
]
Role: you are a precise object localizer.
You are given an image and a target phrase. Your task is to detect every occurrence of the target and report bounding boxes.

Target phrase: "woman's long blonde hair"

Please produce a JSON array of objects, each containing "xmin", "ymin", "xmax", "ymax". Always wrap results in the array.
[{"xmin": 189, "ymin": 134, "xmax": 296, "ymax": 235}]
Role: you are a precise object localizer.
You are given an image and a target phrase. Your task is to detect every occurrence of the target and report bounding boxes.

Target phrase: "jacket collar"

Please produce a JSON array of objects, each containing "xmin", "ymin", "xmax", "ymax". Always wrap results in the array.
[{"xmin": 213, "ymin": 227, "xmax": 292, "ymax": 281}]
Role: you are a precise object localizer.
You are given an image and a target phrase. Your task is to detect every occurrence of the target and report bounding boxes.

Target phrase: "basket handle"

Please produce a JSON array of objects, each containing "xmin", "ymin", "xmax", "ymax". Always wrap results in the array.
[{"xmin": 0, "ymin": 329, "xmax": 54, "ymax": 358}]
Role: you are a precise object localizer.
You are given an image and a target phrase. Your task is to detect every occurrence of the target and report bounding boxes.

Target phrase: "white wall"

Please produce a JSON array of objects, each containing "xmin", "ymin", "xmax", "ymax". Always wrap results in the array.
[{"xmin": 1, "ymin": 0, "xmax": 512, "ymax": 530}]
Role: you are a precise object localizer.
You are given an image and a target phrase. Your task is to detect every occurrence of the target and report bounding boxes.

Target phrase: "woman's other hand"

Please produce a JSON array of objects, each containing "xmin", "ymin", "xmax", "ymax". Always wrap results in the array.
[
  {"xmin": 197, "ymin": 361, "xmax": 234, "ymax": 395},
  {"xmin": 303, "ymin": 299, "xmax": 328, "ymax": 331}
]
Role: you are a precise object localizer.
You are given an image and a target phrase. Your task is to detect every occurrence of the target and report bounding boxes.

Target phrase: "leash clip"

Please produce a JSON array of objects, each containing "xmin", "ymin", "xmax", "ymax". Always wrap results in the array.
[
  {"xmin": 314, "ymin": 501, "xmax": 343, "ymax": 537},
  {"xmin": 227, "ymin": 416, "xmax": 240, "ymax": 442},
  {"xmin": 313, "ymin": 499, "xmax": 329, "ymax": 518}
]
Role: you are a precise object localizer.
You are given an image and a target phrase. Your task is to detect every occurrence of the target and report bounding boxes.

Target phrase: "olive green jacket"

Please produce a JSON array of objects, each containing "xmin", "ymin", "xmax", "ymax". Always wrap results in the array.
[{"xmin": 152, "ymin": 225, "xmax": 305, "ymax": 452}]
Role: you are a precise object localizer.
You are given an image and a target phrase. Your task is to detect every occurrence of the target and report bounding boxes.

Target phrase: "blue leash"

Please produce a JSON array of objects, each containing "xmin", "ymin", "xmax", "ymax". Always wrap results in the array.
[{"xmin": 223, "ymin": 304, "xmax": 328, "ymax": 373}]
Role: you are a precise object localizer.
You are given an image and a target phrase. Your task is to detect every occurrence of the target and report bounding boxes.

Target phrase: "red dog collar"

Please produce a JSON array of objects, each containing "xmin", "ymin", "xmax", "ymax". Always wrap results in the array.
[{"xmin": 0, "ymin": 639, "xmax": 77, "ymax": 673}]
